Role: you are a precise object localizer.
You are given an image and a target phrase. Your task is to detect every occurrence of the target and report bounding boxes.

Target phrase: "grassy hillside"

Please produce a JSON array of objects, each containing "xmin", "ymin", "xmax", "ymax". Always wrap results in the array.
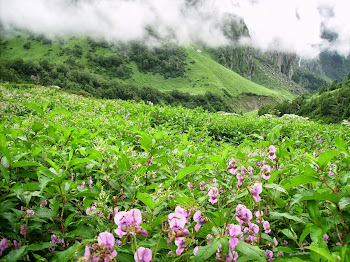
[
  {"xmin": 0, "ymin": 31, "xmax": 296, "ymax": 111},
  {"xmin": 258, "ymin": 73, "xmax": 350, "ymax": 123}
]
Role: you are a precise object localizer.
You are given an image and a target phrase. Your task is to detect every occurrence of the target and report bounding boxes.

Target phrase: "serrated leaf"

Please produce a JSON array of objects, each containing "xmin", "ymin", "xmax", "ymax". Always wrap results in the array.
[
  {"xmin": 235, "ymin": 240, "xmax": 267, "ymax": 262},
  {"xmin": 304, "ymin": 246, "xmax": 336, "ymax": 262},
  {"xmin": 137, "ymin": 192, "xmax": 156, "ymax": 210},
  {"xmin": 269, "ymin": 212, "xmax": 305, "ymax": 223},
  {"xmin": 32, "ymin": 122, "xmax": 45, "ymax": 133},
  {"xmin": 306, "ymin": 200, "xmax": 320, "ymax": 223},
  {"xmin": 67, "ymin": 158, "xmax": 91, "ymax": 169},
  {"xmin": 193, "ymin": 239, "xmax": 221, "ymax": 262},
  {"xmin": 51, "ymin": 243, "xmax": 81, "ymax": 262},
  {"xmin": 12, "ymin": 161, "xmax": 40, "ymax": 168},
  {"xmin": 318, "ymin": 150, "xmax": 340, "ymax": 170},
  {"xmin": 176, "ymin": 166, "xmax": 200, "ymax": 180},
  {"xmin": 3, "ymin": 246, "xmax": 27, "ymax": 262},
  {"xmin": 284, "ymin": 175, "xmax": 321, "ymax": 189},
  {"xmin": 300, "ymin": 191, "xmax": 340, "ymax": 203}
]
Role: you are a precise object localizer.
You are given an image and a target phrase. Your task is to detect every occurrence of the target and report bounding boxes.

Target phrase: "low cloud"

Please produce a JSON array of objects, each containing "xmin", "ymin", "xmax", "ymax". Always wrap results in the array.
[{"xmin": 0, "ymin": 0, "xmax": 349, "ymax": 58}]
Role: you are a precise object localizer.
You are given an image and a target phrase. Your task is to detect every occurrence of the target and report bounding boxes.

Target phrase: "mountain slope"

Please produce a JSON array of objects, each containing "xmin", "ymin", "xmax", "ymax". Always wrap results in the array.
[
  {"xmin": 258, "ymin": 72, "xmax": 350, "ymax": 123},
  {"xmin": 0, "ymin": 31, "xmax": 297, "ymax": 111}
]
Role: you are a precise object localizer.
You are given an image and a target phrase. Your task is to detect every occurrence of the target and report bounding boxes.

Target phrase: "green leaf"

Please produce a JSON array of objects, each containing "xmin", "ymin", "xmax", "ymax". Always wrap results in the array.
[
  {"xmin": 304, "ymin": 246, "xmax": 336, "ymax": 262},
  {"xmin": 51, "ymin": 243, "xmax": 81, "ymax": 262},
  {"xmin": 140, "ymin": 134, "xmax": 152, "ymax": 151},
  {"xmin": 193, "ymin": 239, "xmax": 221, "ymax": 262},
  {"xmin": 3, "ymin": 246, "xmax": 27, "ymax": 262},
  {"xmin": 117, "ymin": 155, "xmax": 130, "ymax": 171},
  {"xmin": 137, "ymin": 192, "xmax": 156, "ymax": 210},
  {"xmin": 235, "ymin": 240, "xmax": 267, "ymax": 262},
  {"xmin": 67, "ymin": 158, "xmax": 91, "ymax": 169},
  {"xmin": 339, "ymin": 197, "xmax": 350, "ymax": 210},
  {"xmin": 269, "ymin": 212, "xmax": 305, "ymax": 223},
  {"xmin": 280, "ymin": 228, "xmax": 297, "ymax": 242},
  {"xmin": 318, "ymin": 150, "xmax": 340, "ymax": 170},
  {"xmin": 306, "ymin": 200, "xmax": 320, "ymax": 223},
  {"xmin": 176, "ymin": 166, "xmax": 200, "ymax": 180},
  {"xmin": 276, "ymin": 246, "xmax": 295, "ymax": 254},
  {"xmin": 299, "ymin": 227, "xmax": 311, "ymax": 246},
  {"xmin": 47, "ymin": 108, "xmax": 71, "ymax": 118},
  {"xmin": 32, "ymin": 122, "xmax": 45, "ymax": 133},
  {"xmin": 300, "ymin": 191, "xmax": 340, "ymax": 203},
  {"xmin": 284, "ymin": 175, "xmax": 321, "ymax": 189},
  {"xmin": 265, "ymin": 183, "xmax": 288, "ymax": 194},
  {"xmin": 12, "ymin": 161, "xmax": 40, "ymax": 168},
  {"xmin": 27, "ymin": 242, "xmax": 55, "ymax": 251}
]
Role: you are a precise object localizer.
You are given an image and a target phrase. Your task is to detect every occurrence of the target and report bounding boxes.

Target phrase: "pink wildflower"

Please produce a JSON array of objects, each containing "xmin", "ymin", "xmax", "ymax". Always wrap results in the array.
[
  {"xmin": 175, "ymin": 237, "xmax": 187, "ymax": 256},
  {"xmin": 263, "ymin": 221, "xmax": 271, "ymax": 233},
  {"xmin": 193, "ymin": 246, "xmax": 200, "ymax": 255},
  {"xmin": 175, "ymin": 206, "xmax": 190, "ymax": 223},
  {"xmin": 235, "ymin": 204, "xmax": 252, "ymax": 224},
  {"xmin": 228, "ymin": 159, "xmax": 238, "ymax": 175},
  {"xmin": 20, "ymin": 224, "xmax": 28, "ymax": 235},
  {"xmin": 251, "ymin": 183, "xmax": 262, "ymax": 202},
  {"xmin": 86, "ymin": 205, "xmax": 96, "ymax": 215},
  {"xmin": 0, "ymin": 239, "xmax": 8, "ymax": 256},
  {"xmin": 268, "ymin": 145, "xmax": 277, "ymax": 160},
  {"xmin": 193, "ymin": 211, "xmax": 206, "ymax": 232},
  {"xmin": 199, "ymin": 181, "xmax": 206, "ymax": 191},
  {"xmin": 134, "ymin": 247, "xmax": 152, "ymax": 262},
  {"xmin": 114, "ymin": 209, "xmax": 147, "ymax": 238},
  {"xmin": 208, "ymin": 187, "xmax": 219, "ymax": 204},
  {"xmin": 261, "ymin": 165, "xmax": 271, "ymax": 180}
]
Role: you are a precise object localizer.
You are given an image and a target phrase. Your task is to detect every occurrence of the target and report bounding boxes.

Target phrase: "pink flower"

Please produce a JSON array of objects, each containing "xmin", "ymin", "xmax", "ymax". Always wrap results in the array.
[
  {"xmin": 265, "ymin": 250, "xmax": 273, "ymax": 261},
  {"xmin": 268, "ymin": 146, "xmax": 277, "ymax": 160},
  {"xmin": 227, "ymin": 224, "xmax": 242, "ymax": 238},
  {"xmin": 25, "ymin": 209, "xmax": 34, "ymax": 219},
  {"xmin": 199, "ymin": 181, "xmax": 206, "ymax": 191},
  {"xmin": 86, "ymin": 205, "xmax": 96, "ymax": 215},
  {"xmin": 175, "ymin": 206, "xmax": 190, "ymax": 223},
  {"xmin": 208, "ymin": 187, "xmax": 219, "ymax": 204},
  {"xmin": 235, "ymin": 204, "xmax": 252, "ymax": 224},
  {"xmin": 273, "ymin": 237, "xmax": 278, "ymax": 246},
  {"xmin": 251, "ymin": 183, "xmax": 262, "ymax": 202},
  {"xmin": 98, "ymin": 232, "xmax": 118, "ymax": 261},
  {"xmin": 98, "ymin": 232, "xmax": 115, "ymax": 249},
  {"xmin": 87, "ymin": 176, "xmax": 93, "ymax": 187},
  {"xmin": 134, "ymin": 247, "xmax": 152, "ymax": 262},
  {"xmin": 263, "ymin": 221, "xmax": 271, "ymax": 233},
  {"xmin": 228, "ymin": 159, "xmax": 238, "ymax": 175},
  {"xmin": 175, "ymin": 237, "xmax": 187, "ymax": 256},
  {"xmin": 193, "ymin": 211, "xmax": 206, "ymax": 231},
  {"xmin": 13, "ymin": 240, "xmax": 20, "ymax": 249},
  {"xmin": 187, "ymin": 182, "xmax": 192, "ymax": 190},
  {"xmin": 84, "ymin": 246, "xmax": 91, "ymax": 260},
  {"xmin": 236, "ymin": 173, "xmax": 244, "ymax": 186},
  {"xmin": 114, "ymin": 209, "xmax": 147, "ymax": 238},
  {"xmin": 20, "ymin": 224, "xmax": 28, "ymax": 235},
  {"xmin": 248, "ymin": 223, "xmax": 259, "ymax": 234},
  {"xmin": 323, "ymin": 234, "xmax": 329, "ymax": 244},
  {"xmin": 0, "ymin": 239, "xmax": 8, "ymax": 256},
  {"xmin": 261, "ymin": 165, "xmax": 271, "ymax": 180},
  {"xmin": 193, "ymin": 246, "xmax": 200, "ymax": 255},
  {"xmin": 168, "ymin": 213, "xmax": 187, "ymax": 229},
  {"xmin": 247, "ymin": 166, "xmax": 253, "ymax": 175}
]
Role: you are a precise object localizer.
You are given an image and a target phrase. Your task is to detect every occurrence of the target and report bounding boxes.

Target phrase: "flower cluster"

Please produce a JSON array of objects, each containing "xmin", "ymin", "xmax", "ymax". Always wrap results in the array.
[
  {"xmin": 114, "ymin": 209, "xmax": 147, "ymax": 238},
  {"xmin": 167, "ymin": 206, "xmax": 190, "ymax": 256},
  {"xmin": 84, "ymin": 231, "xmax": 118, "ymax": 261}
]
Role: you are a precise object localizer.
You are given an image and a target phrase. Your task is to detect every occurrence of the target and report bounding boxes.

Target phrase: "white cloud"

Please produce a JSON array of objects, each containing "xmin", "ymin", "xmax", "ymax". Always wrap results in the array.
[{"xmin": 0, "ymin": 0, "xmax": 349, "ymax": 57}]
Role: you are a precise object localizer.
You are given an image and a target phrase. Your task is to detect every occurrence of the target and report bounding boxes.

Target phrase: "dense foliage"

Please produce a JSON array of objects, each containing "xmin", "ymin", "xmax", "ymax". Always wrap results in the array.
[
  {"xmin": 258, "ymin": 73, "xmax": 350, "ymax": 123},
  {"xmin": 1, "ymin": 84, "xmax": 350, "ymax": 261}
]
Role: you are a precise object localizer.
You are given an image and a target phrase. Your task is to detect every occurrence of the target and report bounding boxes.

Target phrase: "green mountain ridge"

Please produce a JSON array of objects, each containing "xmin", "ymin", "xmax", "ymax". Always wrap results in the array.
[
  {"xmin": 258, "ymin": 73, "xmax": 350, "ymax": 123},
  {"xmin": 0, "ymin": 31, "xmax": 298, "ymax": 112}
]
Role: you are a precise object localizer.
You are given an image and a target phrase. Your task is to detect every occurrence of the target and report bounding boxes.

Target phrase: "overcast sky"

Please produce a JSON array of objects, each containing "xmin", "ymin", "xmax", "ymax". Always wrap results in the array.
[{"xmin": 1, "ymin": 0, "xmax": 349, "ymax": 58}]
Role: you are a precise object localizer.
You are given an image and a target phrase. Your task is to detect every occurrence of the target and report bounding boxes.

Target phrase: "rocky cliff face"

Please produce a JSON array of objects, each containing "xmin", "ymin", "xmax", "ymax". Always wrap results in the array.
[{"xmin": 268, "ymin": 52, "xmax": 296, "ymax": 79}]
